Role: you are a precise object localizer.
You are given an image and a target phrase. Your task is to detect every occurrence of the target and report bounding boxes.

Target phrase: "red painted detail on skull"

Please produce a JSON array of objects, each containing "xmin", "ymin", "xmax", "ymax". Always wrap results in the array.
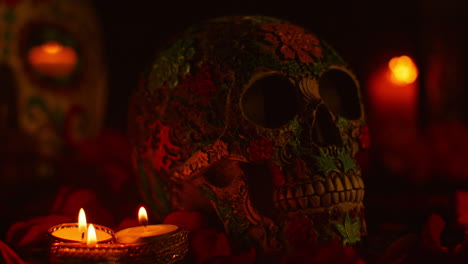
[
  {"xmin": 144, "ymin": 120, "xmax": 181, "ymax": 171},
  {"xmin": 248, "ymin": 136, "xmax": 274, "ymax": 162},
  {"xmin": 286, "ymin": 216, "xmax": 317, "ymax": 249},
  {"xmin": 269, "ymin": 163, "xmax": 285, "ymax": 186},
  {"xmin": 260, "ymin": 23, "xmax": 323, "ymax": 64},
  {"xmin": 358, "ymin": 125, "xmax": 370, "ymax": 150},
  {"xmin": 181, "ymin": 70, "xmax": 217, "ymax": 95},
  {"xmin": 290, "ymin": 159, "xmax": 311, "ymax": 180}
]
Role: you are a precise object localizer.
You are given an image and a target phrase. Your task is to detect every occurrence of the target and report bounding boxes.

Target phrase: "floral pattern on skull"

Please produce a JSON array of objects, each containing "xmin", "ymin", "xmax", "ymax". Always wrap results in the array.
[{"xmin": 129, "ymin": 15, "xmax": 367, "ymax": 259}]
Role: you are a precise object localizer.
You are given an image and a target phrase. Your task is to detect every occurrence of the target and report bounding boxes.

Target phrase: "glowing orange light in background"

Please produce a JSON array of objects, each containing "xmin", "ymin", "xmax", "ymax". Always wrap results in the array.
[
  {"xmin": 42, "ymin": 41, "xmax": 63, "ymax": 54},
  {"xmin": 78, "ymin": 208, "xmax": 87, "ymax": 242},
  {"xmin": 86, "ymin": 224, "xmax": 97, "ymax": 246},
  {"xmin": 28, "ymin": 41, "xmax": 78, "ymax": 77},
  {"xmin": 138, "ymin": 206, "xmax": 149, "ymax": 226},
  {"xmin": 388, "ymin": 55, "xmax": 418, "ymax": 84}
]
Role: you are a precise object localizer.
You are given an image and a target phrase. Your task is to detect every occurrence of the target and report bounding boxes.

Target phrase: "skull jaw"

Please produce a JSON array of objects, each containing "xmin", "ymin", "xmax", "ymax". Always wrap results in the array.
[
  {"xmin": 188, "ymin": 168, "xmax": 366, "ymax": 259},
  {"xmin": 239, "ymin": 202, "xmax": 367, "ymax": 260}
]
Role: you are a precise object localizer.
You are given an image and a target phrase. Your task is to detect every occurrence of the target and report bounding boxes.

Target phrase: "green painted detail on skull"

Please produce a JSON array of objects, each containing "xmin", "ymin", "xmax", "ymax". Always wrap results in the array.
[
  {"xmin": 334, "ymin": 213, "xmax": 361, "ymax": 246},
  {"xmin": 315, "ymin": 147, "xmax": 356, "ymax": 174},
  {"xmin": 222, "ymin": 41, "xmax": 281, "ymax": 86},
  {"xmin": 148, "ymin": 38, "xmax": 195, "ymax": 92},
  {"xmin": 281, "ymin": 59, "xmax": 324, "ymax": 79},
  {"xmin": 315, "ymin": 148, "xmax": 340, "ymax": 174},
  {"xmin": 199, "ymin": 184, "xmax": 250, "ymax": 237},
  {"xmin": 337, "ymin": 148, "xmax": 357, "ymax": 172},
  {"xmin": 336, "ymin": 117, "xmax": 350, "ymax": 134},
  {"xmin": 288, "ymin": 117, "xmax": 303, "ymax": 155},
  {"xmin": 322, "ymin": 41, "xmax": 346, "ymax": 67}
]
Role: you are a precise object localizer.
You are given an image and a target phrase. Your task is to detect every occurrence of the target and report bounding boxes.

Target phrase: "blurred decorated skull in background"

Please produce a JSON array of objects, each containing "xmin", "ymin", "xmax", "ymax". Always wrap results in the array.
[
  {"xmin": 0, "ymin": 0, "xmax": 106, "ymax": 181},
  {"xmin": 129, "ymin": 15, "xmax": 366, "ymax": 258}
]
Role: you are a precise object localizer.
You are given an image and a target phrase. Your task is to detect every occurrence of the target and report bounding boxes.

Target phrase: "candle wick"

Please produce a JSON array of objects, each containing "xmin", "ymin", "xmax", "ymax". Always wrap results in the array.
[{"xmin": 81, "ymin": 232, "xmax": 85, "ymax": 241}]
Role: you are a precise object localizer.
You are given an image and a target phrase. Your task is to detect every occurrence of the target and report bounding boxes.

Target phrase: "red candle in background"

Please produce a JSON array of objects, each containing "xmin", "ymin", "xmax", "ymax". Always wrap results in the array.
[
  {"xmin": 366, "ymin": 55, "xmax": 424, "ymax": 180},
  {"xmin": 367, "ymin": 55, "xmax": 419, "ymax": 123}
]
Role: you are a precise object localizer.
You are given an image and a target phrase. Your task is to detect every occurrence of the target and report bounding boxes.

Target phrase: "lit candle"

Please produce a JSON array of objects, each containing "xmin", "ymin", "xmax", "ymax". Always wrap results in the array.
[
  {"xmin": 48, "ymin": 208, "xmax": 114, "ymax": 244},
  {"xmin": 50, "ymin": 223, "xmax": 123, "ymax": 263},
  {"xmin": 115, "ymin": 207, "xmax": 179, "ymax": 244},
  {"xmin": 78, "ymin": 208, "xmax": 87, "ymax": 242},
  {"xmin": 114, "ymin": 206, "xmax": 190, "ymax": 263},
  {"xmin": 28, "ymin": 41, "xmax": 78, "ymax": 77},
  {"xmin": 87, "ymin": 224, "xmax": 97, "ymax": 246}
]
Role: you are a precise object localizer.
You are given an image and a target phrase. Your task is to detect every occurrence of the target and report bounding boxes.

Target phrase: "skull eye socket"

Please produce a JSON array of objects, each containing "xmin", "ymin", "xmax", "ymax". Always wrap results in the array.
[
  {"xmin": 242, "ymin": 74, "xmax": 299, "ymax": 128},
  {"xmin": 318, "ymin": 69, "xmax": 361, "ymax": 120}
]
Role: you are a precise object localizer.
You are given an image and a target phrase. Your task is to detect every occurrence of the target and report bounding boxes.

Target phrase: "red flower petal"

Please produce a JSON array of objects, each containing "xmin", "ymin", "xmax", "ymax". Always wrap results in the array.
[
  {"xmin": 191, "ymin": 229, "xmax": 231, "ymax": 264},
  {"xmin": 456, "ymin": 190, "xmax": 468, "ymax": 227},
  {"xmin": 421, "ymin": 214, "xmax": 447, "ymax": 252},
  {"xmin": 5, "ymin": 215, "xmax": 73, "ymax": 247},
  {"xmin": 282, "ymin": 239, "xmax": 365, "ymax": 264},
  {"xmin": 206, "ymin": 246, "xmax": 256, "ymax": 264},
  {"xmin": 280, "ymin": 45, "xmax": 296, "ymax": 59},
  {"xmin": 0, "ymin": 241, "xmax": 27, "ymax": 264},
  {"xmin": 296, "ymin": 50, "xmax": 313, "ymax": 64}
]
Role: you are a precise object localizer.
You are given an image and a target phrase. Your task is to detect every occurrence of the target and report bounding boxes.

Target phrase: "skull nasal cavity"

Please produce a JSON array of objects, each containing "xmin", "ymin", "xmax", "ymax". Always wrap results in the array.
[
  {"xmin": 242, "ymin": 74, "xmax": 299, "ymax": 128},
  {"xmin": 312, "ymin": 105, "xmax": 343, "ymax": 147},
  {"xmin": 318, "ymin": 69, "xmax": 361, "ymax": 120}
]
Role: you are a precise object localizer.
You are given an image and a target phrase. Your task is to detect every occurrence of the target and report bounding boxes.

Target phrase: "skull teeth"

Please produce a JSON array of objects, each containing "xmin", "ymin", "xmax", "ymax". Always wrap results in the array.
[
  {"xmin": 304, "ymin": 183, "xmax": 315, "ymax": 196},
  {"xmin": 314, "ymin": 182, "xmax": 326, "ymax": 195},
  {"xmin": 334, "ymin": 177, "xmax": 344, "ymax": 191},
  {"xmin": 274, "ymin": 174, "xmax": 364, "ymax": 211},
  {"xmin": 343, "ymin": 176, "xmax": 353, "ymax": 190}
]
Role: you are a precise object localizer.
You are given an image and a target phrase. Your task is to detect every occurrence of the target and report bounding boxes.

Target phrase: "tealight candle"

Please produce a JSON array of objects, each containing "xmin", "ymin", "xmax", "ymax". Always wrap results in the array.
[
  {"xmin": 48, "ymin": 208, "xmax": 114, "ymax": 244},
  {"xmin": 115, "ymin": 207, "xmax": 179, "ymax": 244},
  {"xmin": 50, "ymin": 225, "xmax": 126, "ymax": 264},
  {"xmin": 114, "ymin": 207, "xmax": 189, "ymax": 264},
  {"xmin": 50, "ymin": 242, "xmax": 128, "ymax": 264}
]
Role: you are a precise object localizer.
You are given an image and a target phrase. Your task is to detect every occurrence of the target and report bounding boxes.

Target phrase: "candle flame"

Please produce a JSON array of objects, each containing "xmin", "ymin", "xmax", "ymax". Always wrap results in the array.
[
  {"xmin": 41, "ymin": 41, "xmax": 63, "ymax": 54},
  {"xmin": 388, "ymin": 55, "xmax": 418, "ymax": 84},
  {"xmin": 78, "ymin": 208, "xmax": 87, "ymax": 242},
  {"xmin": 87, "ymin": 224, "xmax": 97, "ymax": 246},
  {"xmin": 138, "ymin": 207, "xmax": 149, "ymax": 226}
]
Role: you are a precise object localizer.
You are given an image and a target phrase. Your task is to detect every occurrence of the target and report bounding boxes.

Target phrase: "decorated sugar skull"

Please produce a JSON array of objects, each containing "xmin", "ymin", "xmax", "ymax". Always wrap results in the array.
[
  {"xmin": 0, "ymin": 0, "xmax": 106, "ymax": 177},
  {"xmin": 130, "ymin": 15, "xmax": 366, "ymax": 258}
]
